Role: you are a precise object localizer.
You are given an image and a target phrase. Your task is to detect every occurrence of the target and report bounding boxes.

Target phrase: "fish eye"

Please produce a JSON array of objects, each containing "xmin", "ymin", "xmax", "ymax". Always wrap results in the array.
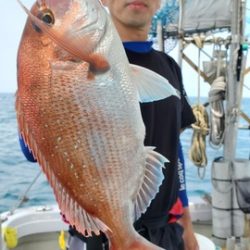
[
  {"xmin": 40, "ymin": 9, "xmax": 55, "ymax": 25},
  {"xmin": 33, "ymin": 9, "xmax": 55, "ymax": 33}
]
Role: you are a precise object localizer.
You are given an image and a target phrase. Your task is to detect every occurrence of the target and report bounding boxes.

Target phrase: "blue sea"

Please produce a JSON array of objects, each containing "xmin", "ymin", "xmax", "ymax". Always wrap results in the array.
[{"xmin": 0, "ymin": 93, "xmax": 249, "ymax": 213}]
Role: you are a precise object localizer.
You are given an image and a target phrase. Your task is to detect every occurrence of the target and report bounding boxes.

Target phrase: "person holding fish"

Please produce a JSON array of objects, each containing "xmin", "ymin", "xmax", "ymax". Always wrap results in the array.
[{"xmin": 16, "ymin": 0, "xmax": 197, "ymax": 249}]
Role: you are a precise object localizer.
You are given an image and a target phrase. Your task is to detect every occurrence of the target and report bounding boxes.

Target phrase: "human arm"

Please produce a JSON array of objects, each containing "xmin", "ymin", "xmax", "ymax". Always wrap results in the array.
[
  {"xmin": 178, "ymin": 142, "xmax": 199, "ymax": 250},
  {"xmin": 178, "ymin": 207, "xmax": 199, "ymax": 250}
]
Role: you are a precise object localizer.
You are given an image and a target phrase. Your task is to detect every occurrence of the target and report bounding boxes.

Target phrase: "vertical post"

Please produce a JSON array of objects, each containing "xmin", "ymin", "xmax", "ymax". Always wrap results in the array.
[
  {"xmin": 157, "ymin": 20, "xmax": 164, "ymax": 52},
  {"xmin": 177, "ymin": 0, "xmax": 184, "ymax": 68},
  {"xmin": 224, "ymin": 0, "xmax": 244, "ymax": 161},
  {"xmin": 0, "ymin": 219, "xmax": 2, "ymax": 250},
  {"xmin": 224, "ymin": 0, "xmax": 246, "ymax": 239},
  {"xmin": 225, "ymin": 0, "xmax": 240, "ymax": 238}
]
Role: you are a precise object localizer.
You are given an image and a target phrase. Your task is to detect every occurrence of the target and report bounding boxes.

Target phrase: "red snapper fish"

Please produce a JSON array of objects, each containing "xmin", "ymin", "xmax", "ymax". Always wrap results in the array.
[{"xmin": 16, "ymin": 0, "xmax": 179, "ymax": 249}]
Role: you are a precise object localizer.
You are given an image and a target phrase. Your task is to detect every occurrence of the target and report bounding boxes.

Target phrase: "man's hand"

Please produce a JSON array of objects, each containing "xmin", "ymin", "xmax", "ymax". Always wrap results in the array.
[{"xmin": 178, "ymin": 207, "xmax": 199, "ymax": 250}]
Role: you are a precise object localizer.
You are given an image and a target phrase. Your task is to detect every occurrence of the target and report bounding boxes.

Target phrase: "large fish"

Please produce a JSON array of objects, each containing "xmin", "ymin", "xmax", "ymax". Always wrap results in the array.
[{"xmin": 16, "ymin": 0, "xmax": 179, "ymax": 249}]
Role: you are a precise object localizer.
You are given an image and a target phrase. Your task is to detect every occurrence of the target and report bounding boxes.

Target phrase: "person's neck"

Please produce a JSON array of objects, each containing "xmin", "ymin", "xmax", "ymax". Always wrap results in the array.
[{"xmin": 113, "ymin": 20, "xmax": 149, "ymax": 42}]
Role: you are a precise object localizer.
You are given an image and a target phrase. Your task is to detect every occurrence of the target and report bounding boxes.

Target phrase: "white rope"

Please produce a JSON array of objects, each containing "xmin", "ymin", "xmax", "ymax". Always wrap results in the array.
[
  {"xmin": 189, "ymin": 104, "xmax": 209, "ymax": 179},
  {"xmin": 243, "ymin": 83, "xmax": 250, "ymax": 91},
  {"xmin": 193, "ymin": 35, "xmax": 203, "ymax": 105},
  {"xmin": 189, "ymin": 36, "xmax": 209, "ymax": 178},
  {"xmin": 208, "ymin": 76, "xmax": 226, "ymax": 149}
]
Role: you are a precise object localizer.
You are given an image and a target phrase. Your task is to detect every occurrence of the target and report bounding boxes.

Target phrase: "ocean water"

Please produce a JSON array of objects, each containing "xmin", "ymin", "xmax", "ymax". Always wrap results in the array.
[{"xmin": 0, "ymin": 93, "xmax": 249, "ymax": 213}]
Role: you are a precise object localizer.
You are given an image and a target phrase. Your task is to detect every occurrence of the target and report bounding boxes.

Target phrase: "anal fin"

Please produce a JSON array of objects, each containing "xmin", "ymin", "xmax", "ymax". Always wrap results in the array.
[{"xmin": 49, "ymin": 169, "xmax": 111, "ymax": 237}]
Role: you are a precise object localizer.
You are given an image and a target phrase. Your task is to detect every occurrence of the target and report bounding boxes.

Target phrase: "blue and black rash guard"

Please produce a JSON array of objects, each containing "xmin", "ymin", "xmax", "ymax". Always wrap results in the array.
[
  {"xmin": 19, "ymin": 41, "xmax": 194, "ymax": 219},
  {"xmin": 123, "ymin": 41, "xmax": 195, "ymax": 221},
  {"xmin": 123, "ymin": 41, "xmax": 191, "ymax": 209}
]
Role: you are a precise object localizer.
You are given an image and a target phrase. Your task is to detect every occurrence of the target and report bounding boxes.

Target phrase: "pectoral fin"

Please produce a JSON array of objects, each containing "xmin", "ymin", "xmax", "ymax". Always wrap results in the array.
[
  {"xmin": 130, "ymin": 64, "xmax": 180, "ymax": 103},
  {"xmin": 134, "ymin": 147, "xmax": 168, "ymax": 220}
]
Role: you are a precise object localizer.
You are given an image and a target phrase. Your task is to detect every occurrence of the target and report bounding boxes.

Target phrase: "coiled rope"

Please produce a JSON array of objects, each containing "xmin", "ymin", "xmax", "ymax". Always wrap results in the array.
[
  {"xmin": 189, "ymin": 104, "xmax": 209, "ymax": 179},
  {"xmin": 208, "ymin": 76, "xmax": 226, "ymax": 148},
  {"xmin": 189, "ymin": 37, "xmax": 209, "ymax": 178}
]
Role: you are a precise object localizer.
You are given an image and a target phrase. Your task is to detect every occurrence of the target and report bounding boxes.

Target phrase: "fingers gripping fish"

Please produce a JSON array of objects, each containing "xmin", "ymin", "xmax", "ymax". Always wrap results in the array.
[{"xmin": 16, "ymin": 0, "xmax": 179, "ymax": 249}]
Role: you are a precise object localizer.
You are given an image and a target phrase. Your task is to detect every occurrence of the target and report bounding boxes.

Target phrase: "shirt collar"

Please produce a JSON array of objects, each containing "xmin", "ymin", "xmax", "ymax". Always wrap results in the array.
[{"xmin": 123, "ymin": 41, "xmax": 153, "ymax": 53}]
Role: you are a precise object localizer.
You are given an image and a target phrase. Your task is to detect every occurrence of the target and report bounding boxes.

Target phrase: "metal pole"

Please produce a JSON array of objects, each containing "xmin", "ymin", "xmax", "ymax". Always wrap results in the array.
[
  {"xmin": 177, "ymin": 0, "xmax": 184, "ymax": 68},
  {"xmin": 0, "ymin": 218, "xmax": 3, "ymax": 250},
  {"xmin": 225, "ymin": 0, "xmax": 240, "ymax": 238},
  {"xmin": 224, "ymin": 0, "xmax": 242, "ymax": 161},
  {"xmin": 156, "ymin": 20, "xmax": 164, "ymax": 52},
  {"xmin": 224, "ymin": 0, "xmax": 247, "ymax": 240}
]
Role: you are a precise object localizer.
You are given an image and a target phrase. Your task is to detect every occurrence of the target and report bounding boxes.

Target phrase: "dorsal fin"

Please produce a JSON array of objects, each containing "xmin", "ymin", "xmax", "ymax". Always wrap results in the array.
[
  {"xmin": 130, "ymin": 64, "xmax": 180, "ymax": 103},
  {"xmin": 134, "ymin": 147, "xmax": 168, "ymax": 220}
]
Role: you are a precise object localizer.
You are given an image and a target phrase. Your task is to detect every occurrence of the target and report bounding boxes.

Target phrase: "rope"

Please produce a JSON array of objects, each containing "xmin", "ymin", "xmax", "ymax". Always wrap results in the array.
[
  {"xmin": 189, "ymin": 36, "xmax": 208, "ymax": 178},
  {"xmin": 193, "ymin": 35, "xmax": 204, "ymax": 105},
  {"xmin": 189, "ymin": 104, "xmax": 209, "ymax": 178},
  {"xmin": 208, "ymin": 76, "xmax": 226, "ymax": 149},
  {"xmin": 244, "ymin": 83, "xmax": 250, "ymax": 91},
  {"xmin": 10, "ymin": 170, "xmax": 42, "ymax": 215}
]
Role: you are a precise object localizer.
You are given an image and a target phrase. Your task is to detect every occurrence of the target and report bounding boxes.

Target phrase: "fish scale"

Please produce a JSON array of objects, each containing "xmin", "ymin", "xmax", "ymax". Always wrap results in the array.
[
  {"xmin": 47, "ymin": 63, "xmax": 142, "ymax": 228},
  {"xmin": 54, "ymin": 77, "xmax": 133, "ymax": 214}
]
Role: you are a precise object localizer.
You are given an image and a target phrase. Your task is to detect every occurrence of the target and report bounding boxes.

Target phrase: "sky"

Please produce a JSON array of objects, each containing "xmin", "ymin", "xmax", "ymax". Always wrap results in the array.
[
  {"xmin": 0, "ymin": 1, "xmax": 250, "ymax": 98},
  {"xmin": 0, "ymin": 1, "xmax": 33, "ymax": 93}
]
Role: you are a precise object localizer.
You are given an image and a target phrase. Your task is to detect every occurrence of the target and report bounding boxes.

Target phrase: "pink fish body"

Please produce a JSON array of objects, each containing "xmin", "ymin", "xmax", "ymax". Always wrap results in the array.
[{"xmin": 16, "ymin": 0, "xmax": 178, "ymax": 249}]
